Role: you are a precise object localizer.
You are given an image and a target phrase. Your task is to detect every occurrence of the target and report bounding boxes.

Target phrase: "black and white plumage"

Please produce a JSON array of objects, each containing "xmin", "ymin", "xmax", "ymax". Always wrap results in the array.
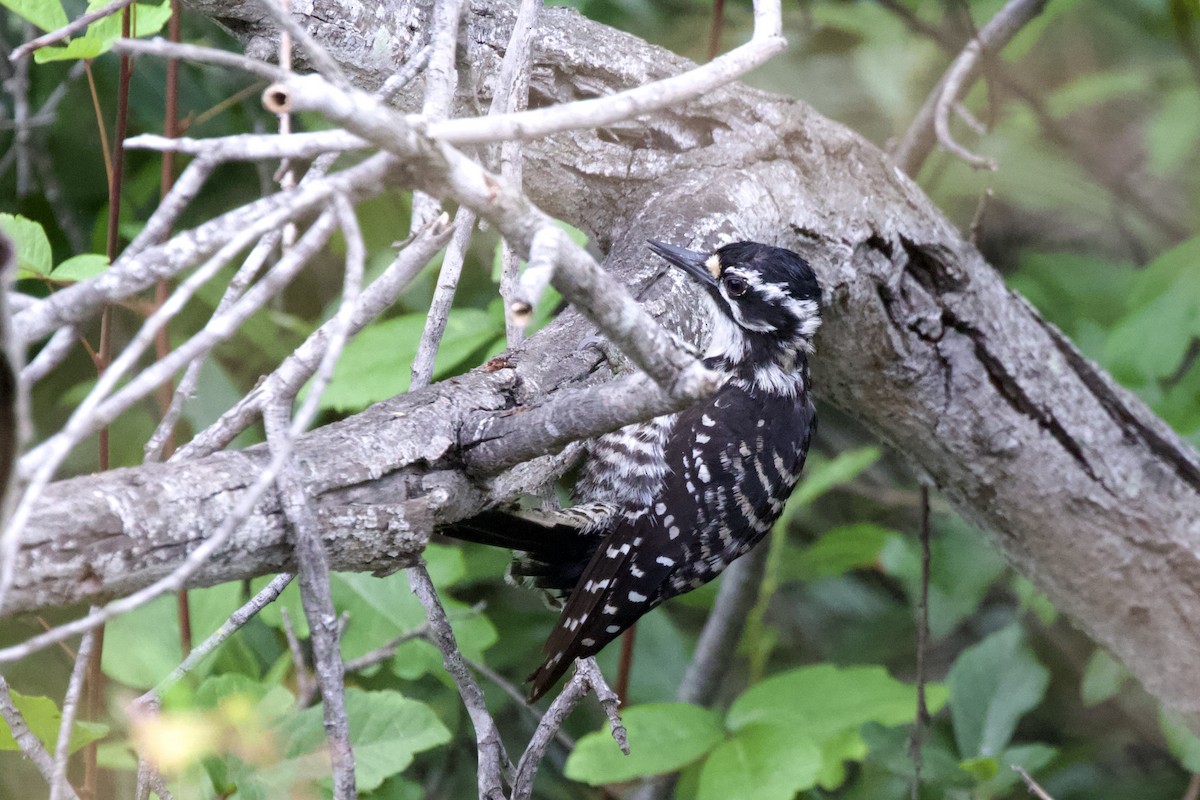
[{"xmin": 445, "ymin": 240, "xmax": 821, "ymax": 701}]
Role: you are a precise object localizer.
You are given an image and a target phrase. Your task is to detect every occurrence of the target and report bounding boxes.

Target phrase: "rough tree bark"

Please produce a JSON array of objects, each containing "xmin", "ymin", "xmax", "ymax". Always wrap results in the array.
[{"xmin": 9, "ymin": 0, "xmax": 1200, "ymax": 729}]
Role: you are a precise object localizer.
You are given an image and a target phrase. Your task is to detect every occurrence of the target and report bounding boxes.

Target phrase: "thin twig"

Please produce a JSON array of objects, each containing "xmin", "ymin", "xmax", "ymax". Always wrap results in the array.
[
  {"xmin": 1012, "ymin": 765, "xmax": 1055, "ymax": 799},
  {"xmin": 9, "ymin": 0, "xmax": 135, "ymax": 60},
  {"xmin": 423, "ymin": 0, "xmax": 785, "ymax": 146},
  {"xmin": 909, "ymin": 486, "xmax": 931, "ymax": 800},
  {"xmin": 281, "ymin": 606, "xmax": 318, "ymax": 708},
  {"xmin": 410, "ymin": 0, "xmax": 466, "ymax": 230},
  {"xmin": 113, "ymin": 36, "xmax": 287, "ymax": 80},
  {"xmin": 0, "ymin": 214, "xmax": 339, "ymax": 664},
  {"xmin": 409, "ymin": 562, "xmax": 514, "ymax": 798},
  {"xmin": 891, "ymin": 0, "xmax": 1050, "ymax": 174},
  {"xmin": 410, "ymin": 208, "xmax": 474, "ymax": 390},
  {"xmin": 0, "ymin": 675, "xmax": 79, "ymax": 797},
  {"xmin": 136, "ymin": 573, "xmax": 295, "ymax": 706},
  {"xmin": 48, "ymin": 623, "xmax": 98, "ymax": 800},
  {"xmin": 260, "ymin": 194, "xmax": 364, "ymax": 799},
  {"xmin": 253, "ymin": 0, "xmax": 347, "ymax": 86},
  {"xmin": 678, "ymin": 544, "xmax": 769, "ymax": 704},
  {"xmin": 512, "ymin": 657, "xmax": 626, "ymax": 800},
  {"xmin": 176, "ymin": 210, "xmax": 452, "ymax": 460}
]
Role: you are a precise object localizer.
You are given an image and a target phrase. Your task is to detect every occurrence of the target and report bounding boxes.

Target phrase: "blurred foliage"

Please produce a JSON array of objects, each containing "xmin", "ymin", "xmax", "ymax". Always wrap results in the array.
[{"xmin": 2, "ymin": 0, "xmax": 1200, "ymax": 798}]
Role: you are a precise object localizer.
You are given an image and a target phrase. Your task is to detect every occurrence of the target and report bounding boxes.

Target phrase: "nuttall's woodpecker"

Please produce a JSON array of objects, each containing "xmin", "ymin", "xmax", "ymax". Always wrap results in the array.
[{"xmin": 445, "ymin": 239, "xmax": 822, "ymax": 701}]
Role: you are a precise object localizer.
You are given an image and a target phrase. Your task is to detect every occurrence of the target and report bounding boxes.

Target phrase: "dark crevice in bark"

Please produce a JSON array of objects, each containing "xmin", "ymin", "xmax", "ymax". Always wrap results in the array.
[
  {"xmin": 941, "ymin": 306, "xmax": 1108, "ymax": 491},
  {"xmin": 1040, "ymin": 319, "xmax": 1200, "ymax": 493}
]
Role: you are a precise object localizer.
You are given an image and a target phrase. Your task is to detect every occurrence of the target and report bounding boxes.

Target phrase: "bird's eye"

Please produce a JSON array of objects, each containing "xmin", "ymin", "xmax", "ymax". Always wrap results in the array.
[{"xmin": 724, "ymin": 275, "xmax": 748, "ymax": 297}]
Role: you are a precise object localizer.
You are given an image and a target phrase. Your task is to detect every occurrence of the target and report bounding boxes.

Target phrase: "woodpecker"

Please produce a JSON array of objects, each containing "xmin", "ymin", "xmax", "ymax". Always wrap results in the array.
[{"xmin": 446, "ymin": 239, "xmax": 821, "ymax": 701}]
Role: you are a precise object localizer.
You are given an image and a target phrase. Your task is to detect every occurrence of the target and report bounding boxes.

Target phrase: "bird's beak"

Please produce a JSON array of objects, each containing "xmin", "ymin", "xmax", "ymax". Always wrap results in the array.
[{"xmin": 648, "ymin": 240, "xmax": 717, "ymax": 288}]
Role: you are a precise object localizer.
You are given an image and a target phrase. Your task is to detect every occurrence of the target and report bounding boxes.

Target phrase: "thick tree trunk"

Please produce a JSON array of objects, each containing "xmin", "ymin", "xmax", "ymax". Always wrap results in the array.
[{"xmin": 11, "ymin": 0, "xmax": 1200, "ymax": 726}]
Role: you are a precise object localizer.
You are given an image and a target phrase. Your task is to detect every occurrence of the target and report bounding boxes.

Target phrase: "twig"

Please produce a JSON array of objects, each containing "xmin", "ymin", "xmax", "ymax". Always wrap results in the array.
[
  {"xmin": 1012, "ymin": 765, "xmax": 1055, "ymax": 799},
  {"xmin": 578, "ymin": 657, "xmax": 627, "ymax": 753},
  {"xmin": 409, "ymin": 562, "xmax": 514, "ymax": 799},
  {"xmin": 410, "ymin": 0, "xmax": 465, "ymax": 230},
  {"xmin": 175, "ymin": 210, "xmax": 452, "ymax": 460},
  {"xmin": 144, "ymin": 234, "xmax": 278, "ymax": 461},
  {"xmin": 891, "ymin": 0, "xmax": 1050, "ymax": 174},
  {"xmin": 9, "ymin": 0, "xmax": 135, "ymax": 60},
  {"xmin": 253, "ymin": 0, "xmax": 347, "ymax": 87},
  {"xmin": 136, "ymin": 573, "xmax": 295, "ymax": 706},
  {"xmin": 20, "ymin": 325, "xmax": 77, "ymax": 386},
  {"xmin": 877, "ymin": 0, "xmax": 1190, "ymax": 241},
  {"xmin": 280, "ymin": 606, "xmax": 318, "ymax": 708},
  {"xmin": 49, "ymin": 623, "xmax": 98, "ymax": 800},
  {"xmin": 0, "ymin": 214, "xmax": 339, "ymax": 664},
  {"xmin": 968, "ymin": 187, "xmax": 993, "ymax": 246},
  {"xmin": 1183, "ymin": 773, "xmax": 1200, "ymax": 800},
  {"xmin": 113, "ymin": 36, "xmax": 287, "ymax": 80},
  {"xmin": 260, "ymin": 195, "xmax": 364, "ymax": 799},
  {"xmin": 909, "ymin": 486, "xmax": 932, "ymax": 800},
  {"xmin": 14, "ymin": 150, "xmax": 392, "ymax": 344},
  {"xmin": 461, "ymin": 654, "xmax": 576, "ymax": 751},
  {"xmin": 10, "ymin": 23, "xmax": 32, "ymax": 196},
  {"xmin": 410, "ymin": 208, "xmax": 474, "ymax": 390},
  {"xmin": 512, "ymin": 657, "xmax": 626, "ymax": 800},
  {"xmin": 0, "ymin": 675, "xmax": 79, "ymax": 797},
  {"xmin": 423, "ymin": 0, "xmax": 786, "ymax": 146}
]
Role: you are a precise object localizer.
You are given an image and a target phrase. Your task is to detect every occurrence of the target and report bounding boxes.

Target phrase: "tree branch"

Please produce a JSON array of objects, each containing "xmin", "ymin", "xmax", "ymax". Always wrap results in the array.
[{"xmin": 6, "ymin": 0, "xmax": 1200, "ymax": 737}]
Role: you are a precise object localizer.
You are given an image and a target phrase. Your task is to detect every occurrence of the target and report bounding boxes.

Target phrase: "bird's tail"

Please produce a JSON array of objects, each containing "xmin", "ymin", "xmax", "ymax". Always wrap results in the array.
[{"xmin": 439, "ymin": 505, "xmax": 611, "ymax": 599}]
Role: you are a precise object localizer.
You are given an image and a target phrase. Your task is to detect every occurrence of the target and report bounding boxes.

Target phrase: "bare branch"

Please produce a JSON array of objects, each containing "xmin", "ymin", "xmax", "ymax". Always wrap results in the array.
[
  {"xmin": 176, "ymin": 210, "xmax": 453, "ymax": 460},
  {"xmin": 892, "ymin": 0, "xmax": 1050, "ymax": 174},
  {"xmin": 409, "ymin": 563, "xmax": 513, "ymax": 798},
  {"xmin": 113, "ymin": 36, "xmax": 286, "ymax": 80},
  {"xmin": 137, "ymin": 573, "xmax": 295, "ymax": 706},
  {"xmin": 0, "ymin": 675, "xmax": 78, "ymax": 797},
  {"xmin": 9, "ymin": 0, "xmax": 134, "ymax": 60},
  {"xmin": 252, "ymin": 0, "xmax": 347, "ymax": 86},
  {"xmin": 512, "ymin": 657, "xmax": 626, "ymax": 800},
  {"xmin": 410, "ymin": 0, "xmax": 465, "ymax": 229},
  {"xmin": 422, "ymin": 0, "xmax": 786, "ymax": 146},
  {"xmin": 1012, "ymin": 765, "xmax": 1056, "ymax": 799},
  {"xmin": 49, "ymin": 624, "xmax": 98, "ymax": 800}
]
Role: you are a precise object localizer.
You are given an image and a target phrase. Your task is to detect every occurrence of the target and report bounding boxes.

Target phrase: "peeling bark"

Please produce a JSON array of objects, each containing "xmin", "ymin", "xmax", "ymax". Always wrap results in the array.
[{"xmin": 10, "ymin": 0, "xmax": 1200, "ymax": 727}]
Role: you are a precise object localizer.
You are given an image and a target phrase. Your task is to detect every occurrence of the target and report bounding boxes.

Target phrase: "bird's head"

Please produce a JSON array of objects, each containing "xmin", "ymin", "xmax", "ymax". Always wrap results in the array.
[{"xmin": 649, "ymin": 239, "xmax": 822, "ymax": 370}]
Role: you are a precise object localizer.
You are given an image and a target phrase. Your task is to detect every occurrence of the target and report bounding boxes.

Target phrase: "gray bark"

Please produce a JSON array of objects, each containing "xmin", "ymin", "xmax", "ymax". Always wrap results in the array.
[{"xmin": 11, "ymin": 0, "xmax": 1200, "ymax": 726}]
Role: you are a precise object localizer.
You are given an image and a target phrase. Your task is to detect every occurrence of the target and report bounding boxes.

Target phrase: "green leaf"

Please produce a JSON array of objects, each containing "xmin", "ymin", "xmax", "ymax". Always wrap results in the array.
[
  {"xmin": 0, "ymin": 213, "xmax": 53, "ymax": 278},
  {"xmin": 727, "ymin": 664, "xmax": 947, "ymax": 743},
  {"xmin": 564, "ymin": 703, "xmax": 724, "ymax": 785},
  {"xmin": 1147, "ymin": 89, "xmax": 1200, "ymax": 176},
  {"xmin": 1045, "ymin": 68, "xmax": 1149, "ymax": 117},
  {"xmin": 958, "ymin": 756, "xmax": 998, "ymax": 781},
  {"xmin": 1081, "ymin": 648, "xmax": 1130, "ymax": 707},
  {"xmin": 51, "ymin": 253, "xmax": 109, "ymax": 281},
  {"xmin": 255, "ymin": 549, "xmax": 496, "ymax": 681},
  {"xmin": 0, "ymin": 0, "xmax": 67, "ymax": 33},
  {"xmin": 781, "ymin": 522, "xmax": 898, "ymax": 583},
  {"xmin": 946, "ymin": 625, "xmax": 1049, "ymax": 758},
  {"xmin": 284, "ymin": 688, "xmax": 450, "ymax": 790},
  {"xmin": 0, "ymin": 689, "xmax": 108, "ymax": 753},
  {"xmin": 103, "ymin": 582, "xmax": 256, "ymax": 689},
  {"xmin": 318, "ymin": 307, "xmax": 500, "ymax": 412},
  {"xmin": 790, "ymin": 446, "xmax": 881, "ymax": 507},
  {"xmin": 35, "ymin": 0, "xmax": 173, "ymax": 62},
  {"xmin": 695, "ymin": 723, "xmax": 822, "ymax": 800},
  {"xmin": 1162, "ymin": 711, "xmax": 1200, "ymax": 773}
]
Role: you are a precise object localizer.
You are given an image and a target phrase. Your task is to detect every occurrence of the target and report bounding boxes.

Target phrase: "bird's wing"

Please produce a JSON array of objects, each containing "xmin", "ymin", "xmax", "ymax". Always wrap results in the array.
[{"xmin": 526, "ymin": 510, "xmax": 684, "ymax": 701}]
